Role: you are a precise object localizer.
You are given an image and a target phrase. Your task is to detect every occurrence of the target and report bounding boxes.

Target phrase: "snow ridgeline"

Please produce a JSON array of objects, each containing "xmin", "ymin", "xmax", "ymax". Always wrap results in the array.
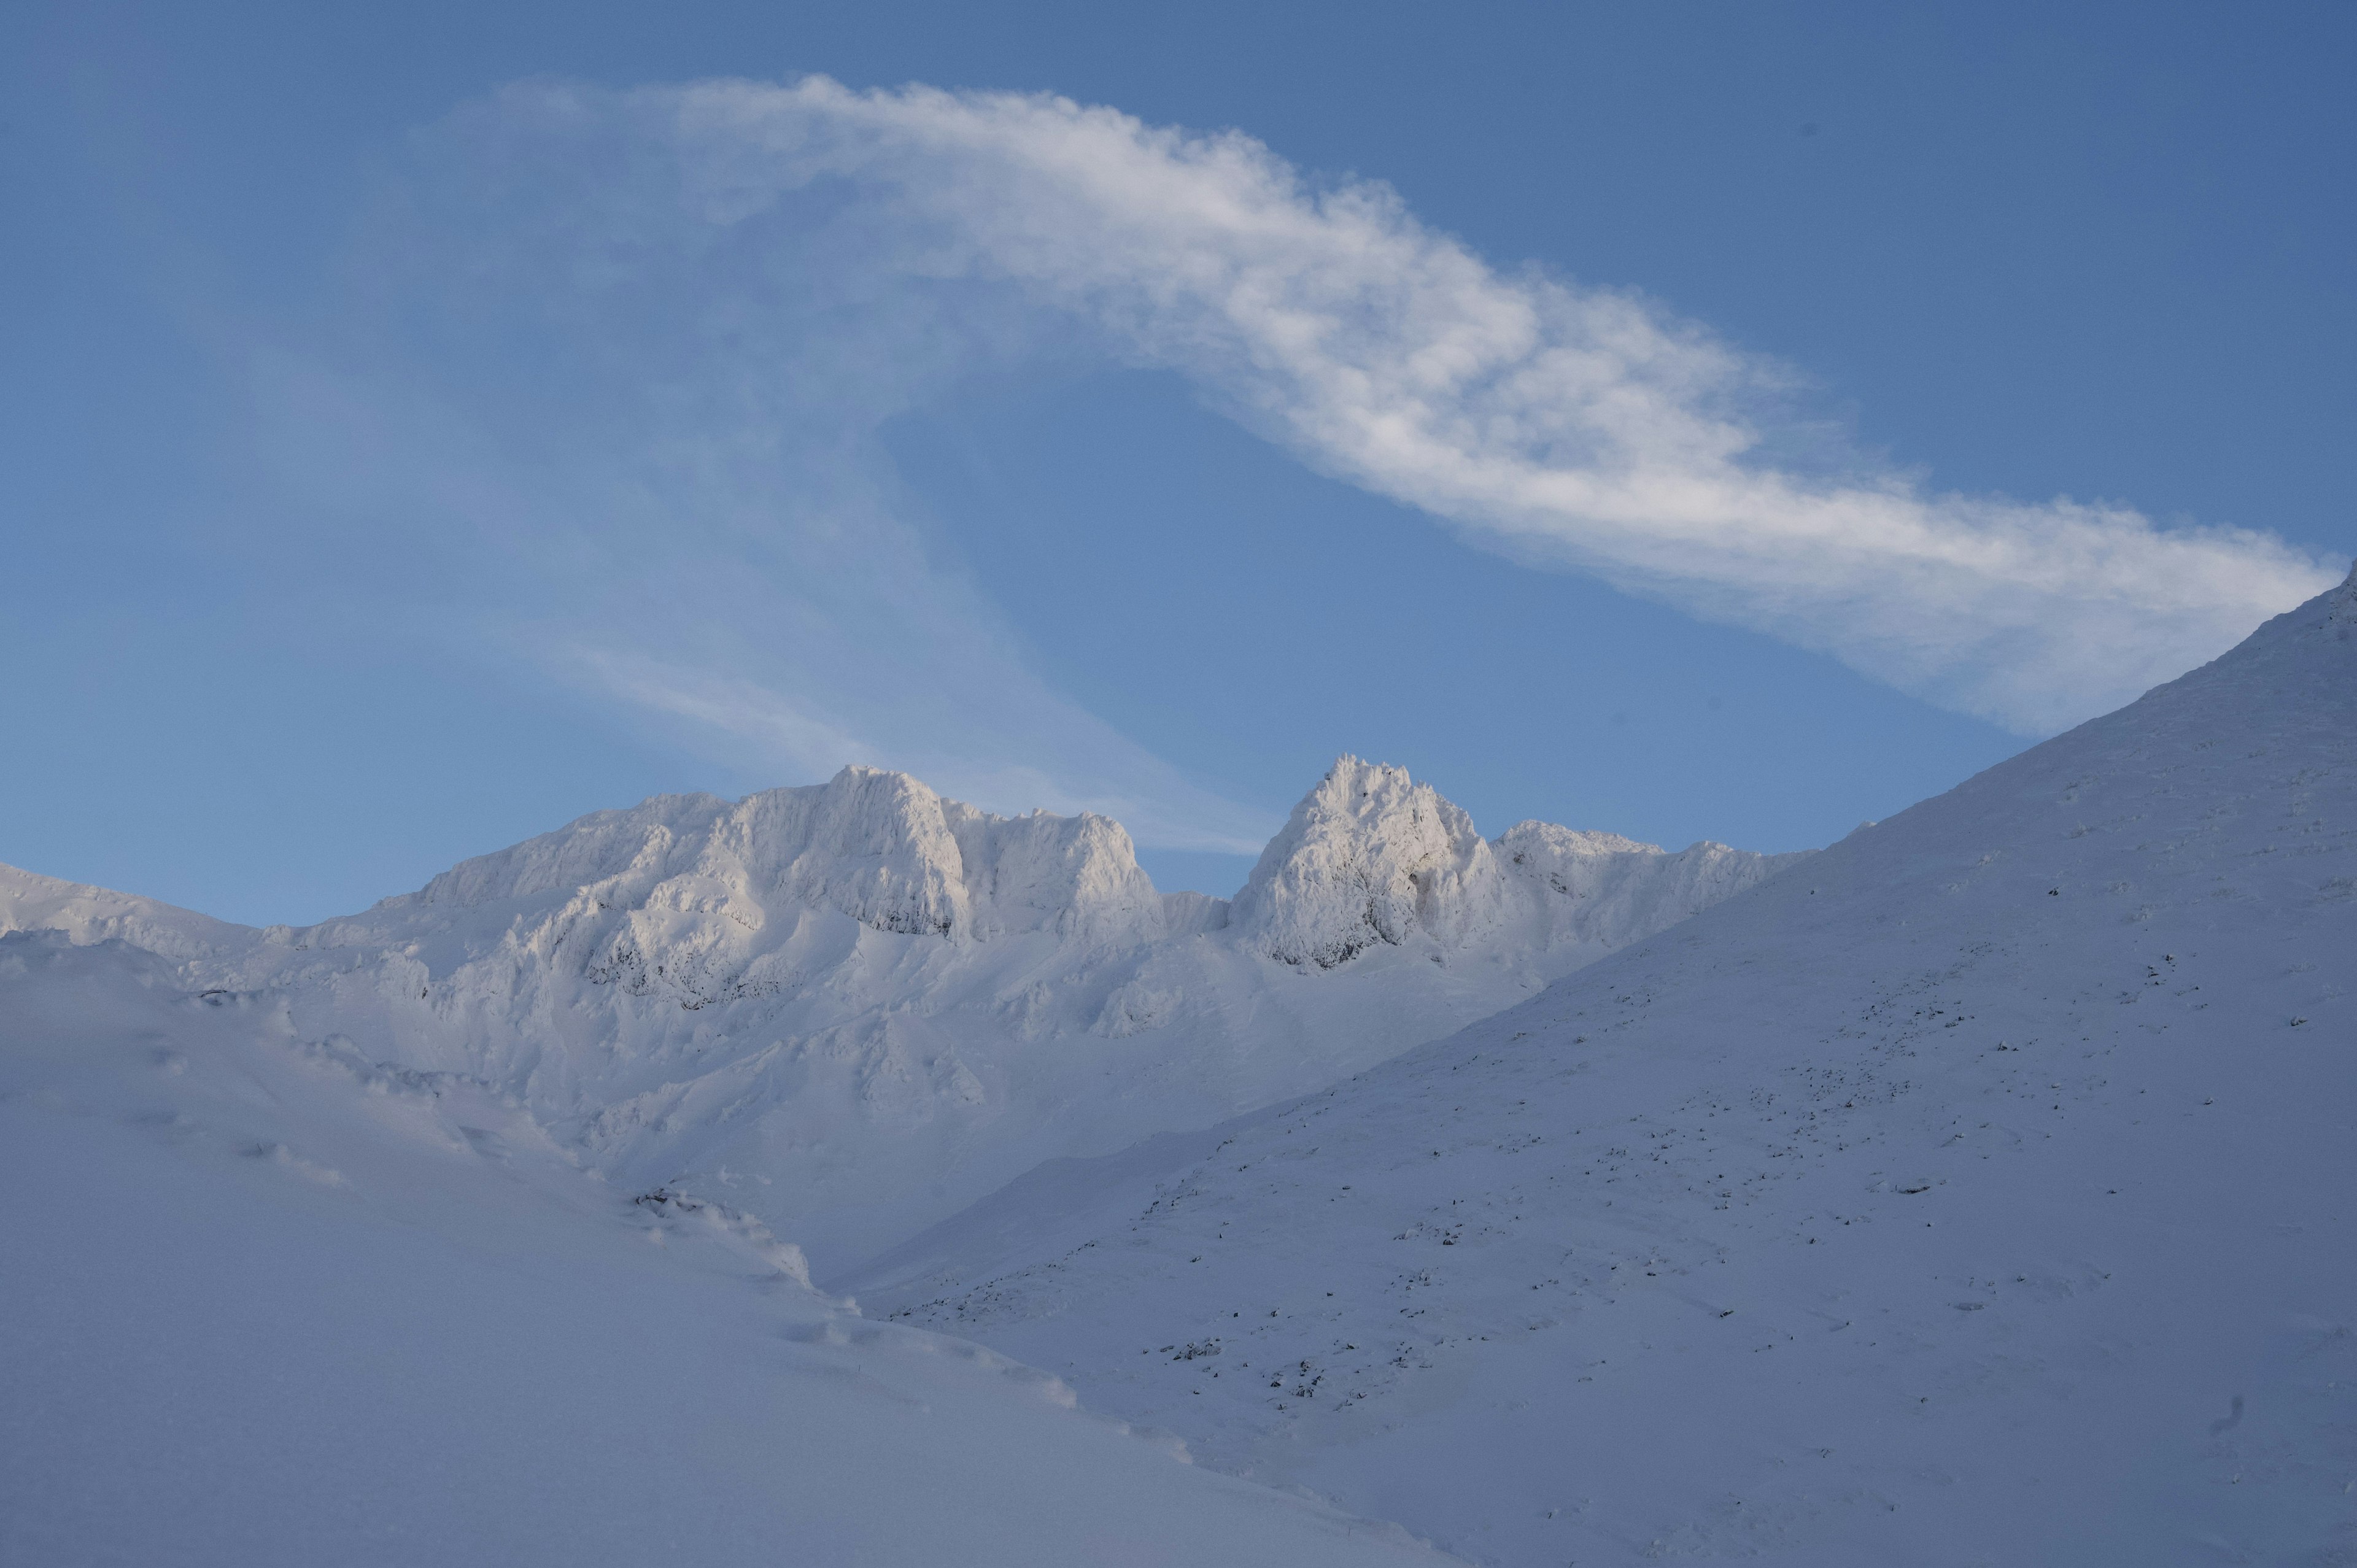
[
  {"xmin": 861, "ymin": 565, "xmax": 2357, "ymax": 1568},
  {"xmin": 1235, "ymin": 757, "xmax": 1794, "ymax": 970},
  {"xmin": 378, "ymin": 755, "xmax": 1796, "ymax": 967},
  {"xmin": 0, "ymin": 759, "xmax": 1802, "ymax": 1272}
]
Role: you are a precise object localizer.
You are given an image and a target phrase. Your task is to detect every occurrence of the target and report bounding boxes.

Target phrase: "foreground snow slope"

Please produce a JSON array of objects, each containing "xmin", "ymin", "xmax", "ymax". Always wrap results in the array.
[
  {"xmin": 0, "ymin": 933, "xmax": 1461, "ymax": 1568},
  {"xmin": 861, "ymin": 570, "xmax": 2357, "ymax": 1567},
  {"xmin": 1, "ymin": 759, "xmax": 1798, "ymax": 1272}
]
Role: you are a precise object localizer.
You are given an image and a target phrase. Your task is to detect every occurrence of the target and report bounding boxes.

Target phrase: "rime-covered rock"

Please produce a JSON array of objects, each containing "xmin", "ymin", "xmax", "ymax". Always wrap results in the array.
[
  {"xmin": 0, "ymin": 759, "xmax": 1797, "ymax": 1270},
  {"xmin": 1232, "ymin": 757, "xmax": 1805, "ymax": 970},
  {"xmin": 1234, "ymin": 758, "xmax": 1506, "ymax": 967},
  {"xmin": 384, "ymin": 765, "xmax": 1164, "ymax": 944}
]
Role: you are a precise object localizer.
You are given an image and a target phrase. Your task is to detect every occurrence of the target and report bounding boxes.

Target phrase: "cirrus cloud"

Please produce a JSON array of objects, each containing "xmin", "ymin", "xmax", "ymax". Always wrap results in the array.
[
  {"xmin": 266, "ymin": 75, "xmax": 2336, "ymax": 855},
  {"xmin": 643, "ymin": 74, "xmax": 2333, "ymax": 734}
]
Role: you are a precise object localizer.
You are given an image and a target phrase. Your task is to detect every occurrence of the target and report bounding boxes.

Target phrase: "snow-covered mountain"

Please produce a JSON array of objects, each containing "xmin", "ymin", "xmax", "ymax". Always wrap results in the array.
[
  {"xmin": 855, "ymin": 569, "xmax": 2357, "ymax": 1566},
  {"xmin": 1233, "ymin": 758, "xmax": 1792, "ymax": 971},
  {"xmin": 10, "ymin": 571, "xmax": 2351, "ymax": 1565},
  {"xmin": 0, "ymin": 757, "xmax": 1800, "ymax": 1272},
  {"xmin": 0, "ymin": 930, "xmax": 1460, "ymax": 1568}
]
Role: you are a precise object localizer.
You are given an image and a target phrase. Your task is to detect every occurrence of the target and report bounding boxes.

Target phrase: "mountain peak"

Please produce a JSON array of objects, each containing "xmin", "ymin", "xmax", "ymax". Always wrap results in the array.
[
  {"xmin": 1229, "ymin": 757, "xmax": 1806, "ymax": 970},
  {"xmin": 1228, "ymin": 757, "xmax": 1498, "ymax": 968},
  {"xmin": 396, "ymin": 763, "xmax": 1159, "ymax": 943}
]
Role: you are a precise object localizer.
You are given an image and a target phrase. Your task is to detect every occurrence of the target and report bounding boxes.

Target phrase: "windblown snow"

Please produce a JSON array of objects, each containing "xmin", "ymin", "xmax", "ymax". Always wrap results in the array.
[{"xmin": 2, "ymin": 757, "xmax": 1797, "ymax": 1272}]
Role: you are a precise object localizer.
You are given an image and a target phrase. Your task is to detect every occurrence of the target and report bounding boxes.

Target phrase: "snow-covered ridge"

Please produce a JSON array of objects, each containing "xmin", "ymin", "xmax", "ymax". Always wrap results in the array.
[
  {"xmin": 864, "ymin": 565, "xmax": 2357, "ymax": 1566},
  {"xmin": 0, "ymin": 867, "xmax": 245, "ymax": 962},
  {"xmin": 13, "ymin": 574, "xmax": 2348, "ymax": 1567},
  {"xmin": 386, "ymin": 766, "xmax": 1164, "ymax": 944},
  {"xmin": 0, "ymin": 758, "xmax": 1800, "ymax": 1271},
  {"xmin": 380, "ymin": 757, "xmax": 1800, "ymax": 970},
  {"xmin": 1233, "ymin": 755, "xmax": 1796, "ymax": 968}
]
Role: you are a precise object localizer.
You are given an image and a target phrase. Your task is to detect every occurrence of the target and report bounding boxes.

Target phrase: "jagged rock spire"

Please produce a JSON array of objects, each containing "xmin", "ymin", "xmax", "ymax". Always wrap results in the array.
[
  {"xmin": 1230, "ymin": 757, "xmax": 1808, "ymax": 970},
  {"xmin": 1231, "ymin": 757, "xmax": 1500, "ymax": 968},
  {"xmin": 400, "ymin": 763, "xmax": 1160, "ymax": 943}
]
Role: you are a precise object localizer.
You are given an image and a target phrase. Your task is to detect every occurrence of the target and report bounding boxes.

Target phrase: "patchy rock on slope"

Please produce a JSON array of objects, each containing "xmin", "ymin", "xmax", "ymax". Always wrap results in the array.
[{"xmin": 862, "ymin": 565, "xmax": 2357, "ymax": 1568}]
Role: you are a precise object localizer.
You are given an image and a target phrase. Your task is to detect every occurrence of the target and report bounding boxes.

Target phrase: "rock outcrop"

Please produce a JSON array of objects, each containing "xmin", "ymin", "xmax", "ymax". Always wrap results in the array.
[
  {"xmin": 0, "ymin": 757, "xmax": 1800, "ymax": 1270},
  {"xmin": 1233, "ymin": 755, "xmax": 1806, "ymax": 970}
]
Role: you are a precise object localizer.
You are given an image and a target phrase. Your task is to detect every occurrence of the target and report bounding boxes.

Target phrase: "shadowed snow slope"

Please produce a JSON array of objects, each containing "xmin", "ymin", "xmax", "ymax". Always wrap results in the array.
[
  {"xmin": 0, "ymin": 933, "xmax": 1461, "ymax": 1567},
  {"xmin": 1, "ymin": 763, "xmax": 1797, "ymax": 1273},
  {"xmin": 857, "ymin": 569, "xmax": 2357, "ymax": 1567}
]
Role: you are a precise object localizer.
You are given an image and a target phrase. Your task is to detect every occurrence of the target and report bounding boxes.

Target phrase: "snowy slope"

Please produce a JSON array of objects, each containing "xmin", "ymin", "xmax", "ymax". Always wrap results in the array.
[
  {"xmin": 0, "ymin": 930, "xmax": 1464, "ymax": 1567},
  {"xmin": 0, "ymin": 867, "xmax": 248, "ymax": 960},
  {"xmin": 859, "ymin": 569, "xmax": 2357, "ymax": 1566},
  {"xmin": 1, "ymin": 760, "xmax": 1798, "ymax": 1273}
]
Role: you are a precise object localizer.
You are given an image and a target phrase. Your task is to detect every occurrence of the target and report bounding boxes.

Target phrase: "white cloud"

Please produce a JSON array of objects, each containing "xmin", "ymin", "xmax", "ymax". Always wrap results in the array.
[
  {"xmin": 255, "ymin": 98, "xmax": 1277, "ymax": 854},
  {"xmin": 265, "ymin": 74, "xmax": 2334, "ymax": 854},
  {"xmin": 632, "ymin": 75, "xmax": 2331, "ymax": 733}
]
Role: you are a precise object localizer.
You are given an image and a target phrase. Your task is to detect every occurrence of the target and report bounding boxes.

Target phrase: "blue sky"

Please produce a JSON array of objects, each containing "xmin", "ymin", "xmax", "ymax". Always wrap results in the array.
[{"xmin": 4, "ymin": 1, "xmax": 2351, "ymax": 922}]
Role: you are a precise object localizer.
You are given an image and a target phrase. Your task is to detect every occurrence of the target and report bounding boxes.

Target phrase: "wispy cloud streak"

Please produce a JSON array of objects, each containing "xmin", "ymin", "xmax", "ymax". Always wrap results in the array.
[
  {"xmin": 629, "ymin": 75, "xmax": 2330, "ymax": 732},
  {"xmin": 271, "ymin": 75, "xmax": 2333, "ymax": 851}
]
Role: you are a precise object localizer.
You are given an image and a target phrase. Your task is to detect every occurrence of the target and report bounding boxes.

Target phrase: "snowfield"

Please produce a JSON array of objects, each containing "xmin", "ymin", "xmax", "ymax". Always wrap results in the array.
[
  {"xmin": 855, "ymin": 568, "xmax": 2357, "ymax": 1565},
  {"xmin": 4, "ymin": 570, "xmax": 2351, "ymax": 1566},
  {"xmin": 0, "ymin": 934, "xmax": 1458, "ymax": 1567}
]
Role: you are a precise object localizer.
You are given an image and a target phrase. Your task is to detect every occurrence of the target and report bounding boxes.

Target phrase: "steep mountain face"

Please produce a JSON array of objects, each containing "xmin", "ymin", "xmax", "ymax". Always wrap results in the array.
[
  {"xmin": 1233, "ymin": 756, "xmax": 1806, "ymax": 971},
  {"xmin": 397, "ymin": 767, "xmax": 1167, "ymax": 946},
  {"xmin": 0, "ymin": 762, "xmax": 1799, "ymax": 1273},
  {"xmin": 859, "ymin": 570, "xmax": 2357, "ymax": 1567},
  {"xmin": 1235, "ymin": 759, "xmax": 1505, "ymax": 967}
]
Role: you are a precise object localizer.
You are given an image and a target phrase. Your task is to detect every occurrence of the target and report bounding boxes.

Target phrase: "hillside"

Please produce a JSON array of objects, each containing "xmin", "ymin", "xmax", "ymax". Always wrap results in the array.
[
  {"xmin": 859, "ymin": 568, "xmax": 2357, "ymax": 1566},
  {"xmin": 0, "ymin": 930, "xmax": 1462, "ymax": 1567}
]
